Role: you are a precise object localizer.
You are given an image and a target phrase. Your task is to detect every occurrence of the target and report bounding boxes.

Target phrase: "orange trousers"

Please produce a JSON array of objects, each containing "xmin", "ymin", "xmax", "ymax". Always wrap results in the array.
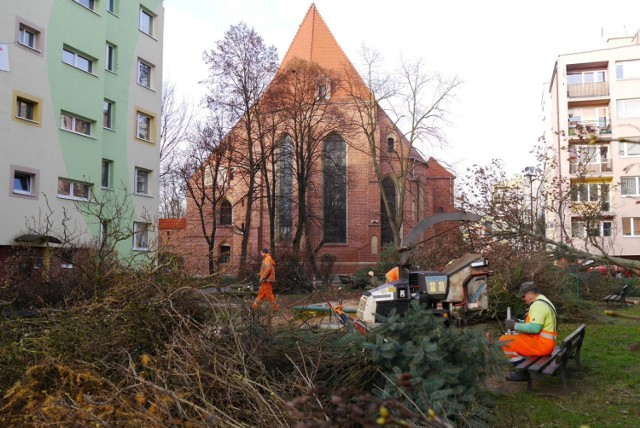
[
  {"xmin": 253, "ymin": 282, "xmax": 277, "ymax": 309},
  {"xmin": 499, "ymin": 332, "xmax": 556, "ymax": 363}
]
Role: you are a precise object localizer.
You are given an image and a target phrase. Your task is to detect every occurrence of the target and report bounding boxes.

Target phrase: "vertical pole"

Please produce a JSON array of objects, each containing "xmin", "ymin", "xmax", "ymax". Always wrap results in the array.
[{"xmin": 523, "ymin": 166, "xmax": 537, "ymax": 251}]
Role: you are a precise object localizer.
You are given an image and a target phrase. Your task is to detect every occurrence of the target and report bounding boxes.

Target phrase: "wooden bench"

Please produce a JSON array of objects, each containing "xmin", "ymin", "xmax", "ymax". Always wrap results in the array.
[
  {"xmin": 513, "ymin": 323, "xmax": 586, "ymax": 393},
  {"xmin": 603, "ymin": 284, "xmax": 629, "ymax": 307}
]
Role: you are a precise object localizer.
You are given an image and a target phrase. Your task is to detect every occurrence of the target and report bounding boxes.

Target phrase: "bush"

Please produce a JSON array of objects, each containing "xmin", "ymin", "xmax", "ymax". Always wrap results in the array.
[
  {"xmin": 319, "ymin": 252, "xmax": 336, "ymax": 287},
  {"xmin": 270, "ymin": 247, "xmax": 314, "ymax": 293}
]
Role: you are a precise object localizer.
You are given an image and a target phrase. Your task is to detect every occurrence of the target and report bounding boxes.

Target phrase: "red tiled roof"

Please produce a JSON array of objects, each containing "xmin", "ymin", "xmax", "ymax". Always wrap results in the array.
[
  {"xmin": 281, "ymin": 4, "xmax": 357, "ymax": 75},
  {"xmin": 159, "ymin": 218, "xmax": 186, "ymax": 230}
]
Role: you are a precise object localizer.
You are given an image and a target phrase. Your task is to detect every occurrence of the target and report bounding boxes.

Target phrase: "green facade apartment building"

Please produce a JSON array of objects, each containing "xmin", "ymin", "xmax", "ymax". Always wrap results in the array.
[{"xmin": 0, "ymin": 0, "xmax": 164, "ymax": 273}]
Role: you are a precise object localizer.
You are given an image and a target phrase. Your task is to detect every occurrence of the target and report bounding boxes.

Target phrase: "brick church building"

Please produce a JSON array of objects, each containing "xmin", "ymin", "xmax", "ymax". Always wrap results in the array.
[{"xmin": 160, "ymin": 4, "xmax": 455, "ymax": 276}]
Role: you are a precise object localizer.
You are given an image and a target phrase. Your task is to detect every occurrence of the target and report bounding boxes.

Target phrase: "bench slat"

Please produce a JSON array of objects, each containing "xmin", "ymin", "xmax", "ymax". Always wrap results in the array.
[
  {"xmin": 527, "ymin": 355, "xmax": 555, "ymax": 372},
  {"xmin": 515, "ymin": 356, "xmax": 542, "ymax": 371},
  {"xmin": 541, "ymin": 358, "xmax": 564, "ymax": 376}
]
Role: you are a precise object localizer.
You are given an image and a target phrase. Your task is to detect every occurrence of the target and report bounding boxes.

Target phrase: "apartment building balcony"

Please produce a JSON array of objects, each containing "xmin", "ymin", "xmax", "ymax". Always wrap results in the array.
[
  {"xmin": 567, "ymin": 81, "xmax": 609, "ymax": 98},
  {"xmin": 569, "ymin": 160, "xmax": 612, "ymax": 174},
  {"xmin": 569, "ymin": 201, "xmax": 612, "ymax": 215},
  {"xmin": 568, "ymin": 119, "xmax": 612, "ymax": 137}
]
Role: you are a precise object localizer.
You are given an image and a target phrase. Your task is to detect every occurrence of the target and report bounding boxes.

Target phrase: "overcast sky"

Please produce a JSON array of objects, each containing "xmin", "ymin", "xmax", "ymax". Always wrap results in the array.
[{"xmin": 163, "ymin": 0, "xmax": 640, "ymax": 177}]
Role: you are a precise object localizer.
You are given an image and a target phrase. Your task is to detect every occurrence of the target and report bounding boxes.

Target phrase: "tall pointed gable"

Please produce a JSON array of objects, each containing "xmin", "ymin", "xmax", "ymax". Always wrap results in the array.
[{"xmin": 281, "ymin": 4, "xmax": 357, "ymax": 75}]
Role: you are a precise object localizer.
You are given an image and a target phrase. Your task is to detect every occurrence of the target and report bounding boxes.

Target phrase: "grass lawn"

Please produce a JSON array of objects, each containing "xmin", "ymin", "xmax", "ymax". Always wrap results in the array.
[{"xmin": 489, "ymin": 302, "xmax": 640, "ymax": 427}]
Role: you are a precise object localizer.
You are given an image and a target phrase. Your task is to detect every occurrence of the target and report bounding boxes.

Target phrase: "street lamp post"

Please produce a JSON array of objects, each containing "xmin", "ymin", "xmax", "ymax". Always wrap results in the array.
[{"xmin": 523, "ymin": 166, "xmax": 539, "ymax": 250}]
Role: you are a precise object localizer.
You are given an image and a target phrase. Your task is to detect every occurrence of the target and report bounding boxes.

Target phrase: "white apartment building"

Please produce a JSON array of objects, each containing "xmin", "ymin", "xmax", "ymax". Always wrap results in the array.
[{"xmin": 547, "ymin": 30, "xmax": 640, "ymax": 258}]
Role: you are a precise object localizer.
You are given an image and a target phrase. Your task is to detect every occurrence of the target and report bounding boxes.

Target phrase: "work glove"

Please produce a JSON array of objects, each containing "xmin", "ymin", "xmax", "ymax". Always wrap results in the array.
[{"xmin": 505, "ymin": 318, "xmax": 516, "ymax": 331}]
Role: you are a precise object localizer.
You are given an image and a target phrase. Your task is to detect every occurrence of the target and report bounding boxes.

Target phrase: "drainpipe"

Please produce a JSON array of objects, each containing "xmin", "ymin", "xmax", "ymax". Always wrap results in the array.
[{"xmin": 555, "ymin": 62, "xmax": 564, "ymax": 244}]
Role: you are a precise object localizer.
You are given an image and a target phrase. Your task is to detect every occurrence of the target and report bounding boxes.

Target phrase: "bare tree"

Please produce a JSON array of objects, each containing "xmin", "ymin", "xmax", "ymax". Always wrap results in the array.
[
  {"xmin": 256, "ymin": 103, "xmax": 287, "ymax": 258},
  {"xmin": 160, "ymin": 80, "xmax": 193, "ymax": 218},
  {"xmin": 18, "ymin": 185, "xmax": 153, "ymax": 300},
  {"xmin": 201, "ymin": 22, "xmax": 278, "ymax": 274},
  {"xmin": 458, "ymin": 134, "xmax": 640, "ymax": 272},
  {"xmin": 178, "ymin": 118, "xmax": 233, "ymax": 275},
  {"xmin": 345, "ymin": 49, "xmax": 461, "ymax": 246}
]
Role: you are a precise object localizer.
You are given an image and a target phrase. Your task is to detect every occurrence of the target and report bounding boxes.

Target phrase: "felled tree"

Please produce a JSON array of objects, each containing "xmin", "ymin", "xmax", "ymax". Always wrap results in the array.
[{"xmin": 361, "ymin": 302, "xmax": 501, "ymax": 426}]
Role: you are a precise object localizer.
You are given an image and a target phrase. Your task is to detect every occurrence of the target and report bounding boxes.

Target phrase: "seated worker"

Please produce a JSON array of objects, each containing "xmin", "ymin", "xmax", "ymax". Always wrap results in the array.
[
  {"xmin": 499, "ymin": 281, "xmax": 558, "ymax": 381},
  {"xmin": 385, "ymin": 266, "xmax": 400, "ymax": 283}
]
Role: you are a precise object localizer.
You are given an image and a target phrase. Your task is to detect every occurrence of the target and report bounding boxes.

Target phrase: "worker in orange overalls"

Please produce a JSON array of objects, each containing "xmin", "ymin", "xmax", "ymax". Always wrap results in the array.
[
  {"xmin": 385, "ymin": 266, "xmax": 400, "ymax": 283},
  {"xmin": 499, "ymin": 281, "xmax": 557, "ymax": 381},
  {"xmin": 252, "ymin": 248, "xmax": 278, "ymax": 311}
]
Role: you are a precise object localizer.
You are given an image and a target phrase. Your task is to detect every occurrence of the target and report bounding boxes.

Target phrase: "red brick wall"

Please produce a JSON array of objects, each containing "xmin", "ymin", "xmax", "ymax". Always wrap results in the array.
[{"xmin": 160, "ymin": 108, "xmax": 455, "ymax": 277}]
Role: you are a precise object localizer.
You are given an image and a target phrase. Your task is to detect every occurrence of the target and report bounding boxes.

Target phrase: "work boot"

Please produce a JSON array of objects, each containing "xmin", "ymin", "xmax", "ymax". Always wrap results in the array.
[{"xmin": 505, "ymin": 371, "xmax": 529, "ymax": 382}]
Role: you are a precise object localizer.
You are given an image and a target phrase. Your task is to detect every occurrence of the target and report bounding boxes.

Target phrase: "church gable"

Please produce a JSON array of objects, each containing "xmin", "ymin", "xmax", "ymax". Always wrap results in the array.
[{"xmin": 281, "ymin": 4, "xmax": 355, "ymax": 74}]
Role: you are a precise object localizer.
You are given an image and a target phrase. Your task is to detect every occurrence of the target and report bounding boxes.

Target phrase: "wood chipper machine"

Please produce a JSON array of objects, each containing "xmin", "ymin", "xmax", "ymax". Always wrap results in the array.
[{"xmin": 355, "ymin": 212, "xmax": 491, "ymax": 330}]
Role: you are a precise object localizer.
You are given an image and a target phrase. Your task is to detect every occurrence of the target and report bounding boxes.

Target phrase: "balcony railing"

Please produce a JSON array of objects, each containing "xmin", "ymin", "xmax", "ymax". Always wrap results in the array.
[
  {"xmin": 568, "ymin": 119, "xmax": 612, "ymax": 136},
  {"xmin": 569, "ymin": 160, "xmax": 613, "ymax": 174},
  {"xmin": 567, "ymin": 82, "xmax": 609, "ymax": 98}
]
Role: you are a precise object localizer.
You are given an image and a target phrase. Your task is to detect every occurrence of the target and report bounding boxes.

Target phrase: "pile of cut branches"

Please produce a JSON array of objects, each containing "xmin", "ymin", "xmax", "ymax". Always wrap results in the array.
[{"xmin": 0, "ymin": 276, "xmax": 491, "ymax": 427}]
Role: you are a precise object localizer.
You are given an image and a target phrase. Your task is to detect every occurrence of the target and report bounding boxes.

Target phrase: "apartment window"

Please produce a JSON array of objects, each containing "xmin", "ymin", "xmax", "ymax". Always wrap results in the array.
[
  {"xmin": 570, "ymin": 182, "xmax": 610, "ymax": 210},
  {"xmin": 139, "ymin": 8, "xmax": 154, "ymax": 36},
  {"xmin": 13, "ymin": 171, "xmax": 33, "ymax": 195},
  {"xmin": 10, "ymin": 166, "xmax": 39, "ymax": 198},
  {"xmin": 587, "ymin": 221, "xmax": 612, "ymax": 237},
  {"xmin": 18, "ymin": 25, "xmax": 36, "ymax": 49},
  {"xmin": 571, "ymin": 220, "xmax": 586, "ymax": 238},
  {"xmin": 219, "ymin": 245, "xmax": 231, "ymax": 264},
  {"xmin": 105, "ymin": 43, "xmax": 116, "ymax": 72},
  {"xmin": 133, "ymin": 222, "xmax": 150, "ymax": 250},
  {"xmin": 573, "ymin": 220, "xmax": 612, "ymax": 238},
  {"xmin": 13, "ymin": 91, "xmax": 42, "ymax": 124},
  {"xmin": 137, "ymin": 59, "xmax": 152, "ymax": 88},
  {"xmin": 616, "ymin": 60, "xmax": 640, "ymax": 80},
  {"xmin": 570, "ymin": 144, "xmax": 610, "ymax": 173},
  {"xmin": 103, "ymin": 100, "xmax": 114, "ymax": 129},
  {"xmin": 621, "ymin": 177, "xmax": 640, "ymax": 196},
  {"xmin": 57, "ymin": 178, "xmax": 90, "ymax": 200},
  {"xmin": 75, "ymin": 0, "xmax": 95, "ymax": 10},
  {"xmin": 617, "ymin": 98, "xmax": 640, "ymax": 119},
  {"xmin": 619, "ymin": 142, "xmax": 640, "ymax": 157},
  {"xmin": 220, "ymin": 200, "xmax": 232, "ymax": 225},
  {"xmin": 62, "ymin": 47, "xmax": 94, "ymax": 73},
  {"xmin": 16, "ymin": 19, "xmax": 44, "ymax": 53},
  {"xmin": 107, "ymin": 0, "xmax": 116, "ymax": 13},
  {"xmin": 135, "ymin": 167, "xmax": 150, "ymax": 195},
  {"xmin": 101, "ymin": 159, "xmax": 112, "ymax": 188},
  {"xmin": 16, "ymin": 98, "xmax": 35, "ymax": 121},
  {"xmin": 622, "ymin": 217, "xmax": 640, "ymax": 236},
  {"xmin": 567, "ymin": 70, "xmax": 606, "ymax": 85},
  {"xmin": 61, "ymin": 112, "xmax": 93, "ymax": 136},
  {"xmin": 136, "ymin": 111, "xmax": 152, "ymax": 141}
]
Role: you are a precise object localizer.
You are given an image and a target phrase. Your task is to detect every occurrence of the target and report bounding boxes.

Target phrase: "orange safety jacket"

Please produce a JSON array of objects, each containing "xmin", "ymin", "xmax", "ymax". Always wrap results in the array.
[{"xmin": 260, "ymin": 253, "xmax": 276, "ymax": 283}]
